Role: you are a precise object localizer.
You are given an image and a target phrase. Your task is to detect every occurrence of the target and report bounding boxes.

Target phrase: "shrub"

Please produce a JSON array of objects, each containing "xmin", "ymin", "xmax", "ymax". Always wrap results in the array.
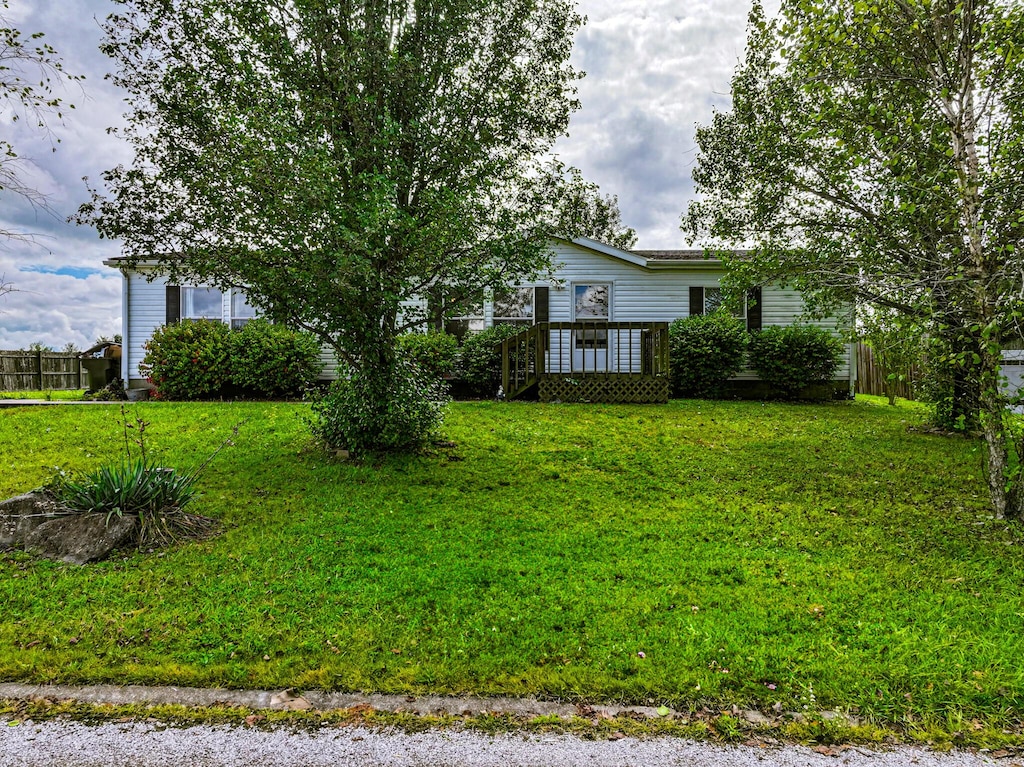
[
  {"xmin": 229, "ymin": 319, "xmax": 322, "ymax": 398},
  {"xmin": 748, "ymin": 325, "xmax": 844, "ymax": 399},
  {"xmin": 307, "ymin": 362, "xmax": 449, "ymax": 456},
  {"xmin": 396, "ymin": 332, "xmax": 460, "ymax": 381},
  {"xmin": 456, "ymin": 323, "xmax": 525, "ymax": 397},
  {"xmin": 668, "ymin": 313, "xmax": 748, "ymax": 398},
  {"xmin": 50, "ymin": 407, "xmax": 230, "ymax": 546},
  {"xmin": 140, "ymin": 319, "xmax": 231, "ymax": 400}
]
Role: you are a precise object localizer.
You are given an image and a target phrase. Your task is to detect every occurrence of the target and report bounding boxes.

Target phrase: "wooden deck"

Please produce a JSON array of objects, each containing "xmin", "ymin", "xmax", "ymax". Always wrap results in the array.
[{"xmin": 500, "ymin": 322, "xmax": 670, "ymax": 403}]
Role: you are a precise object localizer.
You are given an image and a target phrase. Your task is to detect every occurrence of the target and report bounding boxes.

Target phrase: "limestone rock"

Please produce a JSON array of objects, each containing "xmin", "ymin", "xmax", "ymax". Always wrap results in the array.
[
  {"xmin": 24, "ymin": 513, "xmax": 138, "ymax": 565},
  {"xmin": 0, "ymin": 492, "xmax": 62, "ymax": 550}
]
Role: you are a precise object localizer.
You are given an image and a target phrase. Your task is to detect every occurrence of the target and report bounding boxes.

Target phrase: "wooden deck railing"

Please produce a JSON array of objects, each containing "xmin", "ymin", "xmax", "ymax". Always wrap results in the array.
[{"xmin": 500, "ymin": 322, "xmax": 670, "ymax": 399}]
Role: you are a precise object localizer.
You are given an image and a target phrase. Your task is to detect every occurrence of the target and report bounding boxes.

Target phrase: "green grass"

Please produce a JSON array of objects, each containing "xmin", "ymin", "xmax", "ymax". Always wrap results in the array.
[
  {"xmin": 0, "ymin": 390, "xmax": 84, "ymax": 400},
  {"xmin": 1, "ymin": 397, "xmax": 1022, "ymax": 730}
]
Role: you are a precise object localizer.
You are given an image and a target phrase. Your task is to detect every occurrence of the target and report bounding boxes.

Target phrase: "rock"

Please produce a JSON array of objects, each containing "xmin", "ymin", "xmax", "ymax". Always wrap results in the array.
[
  {"xmin": 24, "ymin": 513, "xmax": 138, "ymax": 565},
  {"xmin": 270, "ymin": 689, "xmax": 313, "ymax": 711},
  {"xmin": 740, "ymin": 709, "xmax": 771, "ymax": 725},
  {"xmin": 0, "ymin": 492, "xmax": 63, "ymax": 550}
]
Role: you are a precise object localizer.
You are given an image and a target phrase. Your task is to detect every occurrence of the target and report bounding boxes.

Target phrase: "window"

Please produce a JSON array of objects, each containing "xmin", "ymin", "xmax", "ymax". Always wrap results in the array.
[
  {"xmin": 231, "ymin": 290, "xmax": 257, "ymax": 329},
  {"xmin": 573, "ymin": 283, "xmax": 610, "ymax": 349},
  {"xmin": 493, "ymin": 287, "xmax": 534, "ymax": 327},
  {"xmin": 704, "ymin": 287, "xmax": 746, "ymax": 319},
  {"xmin": 444, "ymin": 292, "xmax": 485, "ymax": 339},
  {"xmin": 181, "ymin": 287, "xmax": 223, "ymax": 320}
]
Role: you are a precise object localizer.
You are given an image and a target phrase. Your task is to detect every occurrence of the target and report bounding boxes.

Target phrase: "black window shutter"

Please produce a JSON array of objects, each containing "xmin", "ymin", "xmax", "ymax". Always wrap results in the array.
[
  {"xmin": 689, "ymin": 286, "xmax": 704, "ymax": 316},
  {"xmin": 534, "ymin": 286, "xmax": 549, "ymax": 324},
  {"xmin": 746, "ymin": 287, "xmax": 762, "ymax": 331},
  {"xmin": 165, "ymin": 285, "xmax": 181, "ymax": 325}
]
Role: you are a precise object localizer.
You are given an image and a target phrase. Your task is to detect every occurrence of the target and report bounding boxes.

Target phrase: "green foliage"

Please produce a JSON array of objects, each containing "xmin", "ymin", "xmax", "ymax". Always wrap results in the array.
[
  {"xmin": 456, "ymin": 324, "xmax": 524, "ymax": 397},
  {"xmin": 396, "ymin": 332, "xmax": 460, "ymax": 382},
  {"xmin": 668, "ymin": 313, "xmax": 748, "ymax": 398},
  {"xmin": 748, "ymin": 325, "xmax": 843, "ymax": 399},
  {"xmin": 48, "ymin": 405, "xmax": 230, "ymax": 545},
  {"xmin": 54, "ymin": 460, "xmax": 198, "ymax": 521},
  {"xmin": 229, "ymin": 319, "xmax": 322, "ymax": 398},
  {"xmin": 78, "ymin": 0, "xmax": 585, "ymax": 453},
  {"xmin": 307, "ymin": 363, "xmax": 448, "ymax": 456},
  {"xmin": 527, "ymin": 160, "xmax": 637, "ymax": 249},
  {"xmin": 142, "ymin": 319, "xmax": 321, "ymax": 400},
  {"xmin": 685, "ymin": 0, "xmax": 1024, "ymax": 517},
  {"xmin": 141, "ymin": 320, "xmax": 231, "ymax": 400},
  {"xmin": 4, "ymin": 399, "xmax": 1024, "ymax": 729},
  {"xmin": 860, "ymin": 309, "xmax": 924, "ymax": 406}
]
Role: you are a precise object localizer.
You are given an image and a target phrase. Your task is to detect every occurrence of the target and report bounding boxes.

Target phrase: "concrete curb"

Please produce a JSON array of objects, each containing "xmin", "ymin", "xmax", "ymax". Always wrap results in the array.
[{"xmin": 0, "ymin": 682, "xmax": 670, "ymax": 720}]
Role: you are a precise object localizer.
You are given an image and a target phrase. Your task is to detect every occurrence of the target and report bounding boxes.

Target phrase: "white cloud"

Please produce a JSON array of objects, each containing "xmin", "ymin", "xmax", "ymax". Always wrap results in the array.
[{"xmin": 4, "ymin": 0, "xmax": 780, "ymax": 344}]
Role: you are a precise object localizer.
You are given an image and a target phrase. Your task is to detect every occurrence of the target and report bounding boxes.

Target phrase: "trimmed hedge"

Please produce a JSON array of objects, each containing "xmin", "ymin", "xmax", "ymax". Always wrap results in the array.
[
  {"xmin": 668, "ymin": 313, "xmax": 748, "ymax": 398},
  {"xmin": 748, "ymin": 325, "xmax": 843, "ymax": 399},
  {"xmin": 230, "ymin": 319, "xmax": 322, "ymax": 398},
  {"xmin": 141, "ymin": 319, "xmax": 321, "ymax": 400}
]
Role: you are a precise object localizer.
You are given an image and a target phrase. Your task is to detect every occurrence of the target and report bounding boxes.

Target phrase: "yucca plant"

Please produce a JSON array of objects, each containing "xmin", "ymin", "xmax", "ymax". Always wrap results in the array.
[
  {"xmin": 53, "ymin": 459, "xmax": 210, "ymax": 545},
  {"xmin": 50, "ymin": 405, "xmax": 235, "ymax": 547}
]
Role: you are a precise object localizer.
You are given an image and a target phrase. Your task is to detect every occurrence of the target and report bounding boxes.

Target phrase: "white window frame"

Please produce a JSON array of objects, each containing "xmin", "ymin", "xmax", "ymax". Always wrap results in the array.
[
  {"xmin": 704, "ymin": 287, "xmax": 746, "ymax": 319},
  {"xmin": 181, "ymin": 286, "xmax": 224, "ymax": 321},
  {"xmin": 230, "ymin": 289, "xmax": 257, "ymax": 329}
]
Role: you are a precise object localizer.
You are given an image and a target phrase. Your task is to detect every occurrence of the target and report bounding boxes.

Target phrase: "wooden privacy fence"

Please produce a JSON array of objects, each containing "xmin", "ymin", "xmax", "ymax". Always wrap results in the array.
[
  {"xmin": 855, "ymin": 342, "xmax": 918, "ymax": 400},
  {"xmin": 0, "ymin": 350, "xmax": 87, "ymax": 392}
]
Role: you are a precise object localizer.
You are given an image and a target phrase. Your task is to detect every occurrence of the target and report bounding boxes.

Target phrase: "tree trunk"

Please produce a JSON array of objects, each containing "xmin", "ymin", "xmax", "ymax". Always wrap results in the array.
[{"xmin": 978, "ymin": 347, "xmax": 1019, "ymax": 520}]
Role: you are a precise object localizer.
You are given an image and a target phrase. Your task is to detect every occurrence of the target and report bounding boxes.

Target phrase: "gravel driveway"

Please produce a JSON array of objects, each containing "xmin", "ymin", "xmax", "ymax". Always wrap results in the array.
[{"xmin": 1, "ymin": 716, "xmax": 1009, "ymax": 767}]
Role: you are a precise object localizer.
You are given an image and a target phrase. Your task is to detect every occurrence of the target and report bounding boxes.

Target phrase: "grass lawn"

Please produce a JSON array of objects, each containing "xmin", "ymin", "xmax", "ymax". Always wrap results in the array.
[
  {"xmin": 1, "ymin": 397, "xmax": 1022, "ymax": 728},
  {"xmin": 0, "ymin": 390, "xmax": 84, "ymax": 400}
]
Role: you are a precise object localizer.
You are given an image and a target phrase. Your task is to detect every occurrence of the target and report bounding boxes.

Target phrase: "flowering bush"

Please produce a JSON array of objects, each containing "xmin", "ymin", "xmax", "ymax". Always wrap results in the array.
[{"xmin": 140, "ymin": 319, "xmax": 231, "ymax": 400}]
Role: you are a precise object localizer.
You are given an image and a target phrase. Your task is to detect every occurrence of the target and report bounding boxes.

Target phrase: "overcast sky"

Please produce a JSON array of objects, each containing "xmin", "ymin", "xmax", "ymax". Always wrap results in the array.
[{"xmin": 0, "ymin": 0, "xmax": 777, "ymax": 351}]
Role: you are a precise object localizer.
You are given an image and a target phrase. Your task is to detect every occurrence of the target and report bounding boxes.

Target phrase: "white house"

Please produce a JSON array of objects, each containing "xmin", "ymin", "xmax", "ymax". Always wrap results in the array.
[{"xmin": 104, "ymin": 236, "xmax": 855, "ymax": 399}]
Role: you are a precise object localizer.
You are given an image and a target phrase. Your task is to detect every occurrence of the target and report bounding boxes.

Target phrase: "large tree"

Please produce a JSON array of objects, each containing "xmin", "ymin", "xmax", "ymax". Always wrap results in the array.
[
  {"xmin": 533, "ymin": 160, "xmax": 638, "ymax": 251},
  {"xmin": 0, "ymin": 0, "xmax": 81, "ymax": 244},
  {"xmin": 79, "ymin": 0, "xmax": 582, "ymax": 451},
  {"xmin": 685, "ymin": 0, "xmax": 1024, "ymax": 519}
]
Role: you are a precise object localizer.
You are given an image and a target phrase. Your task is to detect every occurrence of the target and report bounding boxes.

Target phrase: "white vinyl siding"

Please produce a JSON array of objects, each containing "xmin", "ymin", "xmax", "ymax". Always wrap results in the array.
[
  {"xmin": 544, "ymin": 241, "xmax": 852, "ymax": 382},
  {"xmin": 123, "ymin": 268, "xmax": 167, "ymax": 385},
  {"xmin": 115, "ymin": 241, "xmax": 852, "ymax": 387}
]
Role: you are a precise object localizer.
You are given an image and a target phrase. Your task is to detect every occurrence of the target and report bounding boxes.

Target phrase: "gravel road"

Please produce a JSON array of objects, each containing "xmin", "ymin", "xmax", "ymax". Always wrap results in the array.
[{"xmin": 0, "ymin": 716, "xmax": 1009, "ymax": 767}]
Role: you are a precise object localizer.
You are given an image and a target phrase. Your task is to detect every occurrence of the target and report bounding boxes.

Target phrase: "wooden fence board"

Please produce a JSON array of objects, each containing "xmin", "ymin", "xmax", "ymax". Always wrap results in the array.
[
  {"xmin": 855, "ymin": 342, "xmax": 918, "ymax": 400},
  {"xmin": 0, "ymin": 351, "xmax": 86, "ymax": 392}
]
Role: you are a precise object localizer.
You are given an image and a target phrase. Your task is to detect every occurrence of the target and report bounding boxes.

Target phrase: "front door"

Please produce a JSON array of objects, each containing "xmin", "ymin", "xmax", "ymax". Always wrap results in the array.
[{"xmin": 573, "ymin": 283, "xmax": 610, "ymax": 373}]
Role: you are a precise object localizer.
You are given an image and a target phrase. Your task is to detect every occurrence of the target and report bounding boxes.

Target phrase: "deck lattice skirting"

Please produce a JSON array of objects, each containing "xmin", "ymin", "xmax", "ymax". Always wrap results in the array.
[
  {"xmin": 501, "ymin": 322, "xmax": 671, "ymax": 404},
  {"xmin": 538, "ymin": 374, "xmax": 670, "ymax": 404}
]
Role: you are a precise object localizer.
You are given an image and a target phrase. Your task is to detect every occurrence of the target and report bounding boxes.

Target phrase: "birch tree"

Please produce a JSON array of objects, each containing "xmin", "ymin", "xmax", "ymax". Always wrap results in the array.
[{"xmin": 686, "ymin": 0, "xmax": 1024, "ymax": 519}]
